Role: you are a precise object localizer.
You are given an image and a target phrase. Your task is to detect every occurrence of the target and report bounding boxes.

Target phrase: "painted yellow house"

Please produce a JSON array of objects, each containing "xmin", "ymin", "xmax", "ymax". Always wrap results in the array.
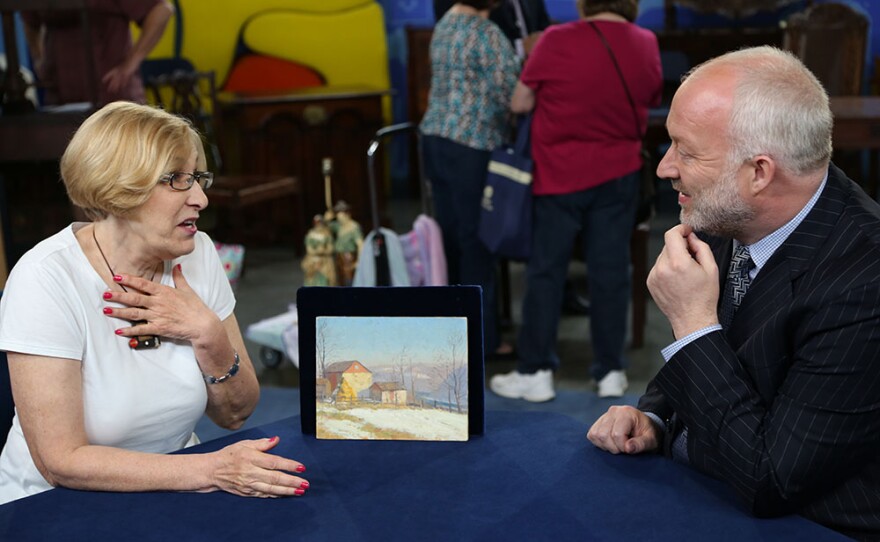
[{"xmin": 325, "ymin": 360, "xmax": 373, "ymax": 397}]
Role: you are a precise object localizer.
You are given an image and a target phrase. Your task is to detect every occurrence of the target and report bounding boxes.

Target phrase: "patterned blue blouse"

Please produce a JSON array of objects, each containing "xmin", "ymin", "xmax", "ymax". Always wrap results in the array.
[{"xmin": 419, "ymin": 12, "xmax": 520, "ymax": 151}]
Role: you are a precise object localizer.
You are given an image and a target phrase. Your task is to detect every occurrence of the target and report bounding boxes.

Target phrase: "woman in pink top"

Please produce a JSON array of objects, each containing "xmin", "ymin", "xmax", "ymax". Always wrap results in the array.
[{"xmin": 490, "ymin": 0, "xmax": 662, "ymax": 402}]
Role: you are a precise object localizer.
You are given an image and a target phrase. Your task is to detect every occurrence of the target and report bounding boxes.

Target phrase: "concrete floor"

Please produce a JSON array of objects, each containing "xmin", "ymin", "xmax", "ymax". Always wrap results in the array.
[{"xmin": 230, "ymin": 185, "xmax": 682, "ymax": 400}]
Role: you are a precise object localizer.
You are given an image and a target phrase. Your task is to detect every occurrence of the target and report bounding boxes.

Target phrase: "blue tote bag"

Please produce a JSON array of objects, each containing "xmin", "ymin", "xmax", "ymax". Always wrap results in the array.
[{"xmin": 478, "ymin": 114, "xmax": 533, "ymax": 261}]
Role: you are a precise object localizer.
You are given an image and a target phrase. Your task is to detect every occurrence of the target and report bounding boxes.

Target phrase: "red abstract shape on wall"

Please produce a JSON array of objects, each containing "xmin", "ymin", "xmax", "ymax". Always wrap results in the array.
[{"xmin": 223, "ymin": 54, "xmax": 325, "ymax": 93}]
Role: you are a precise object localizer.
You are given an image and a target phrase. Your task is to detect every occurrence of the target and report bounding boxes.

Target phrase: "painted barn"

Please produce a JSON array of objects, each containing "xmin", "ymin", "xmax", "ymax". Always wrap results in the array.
[
  {"xmin": 369, "ymin": 382, "xmax": 407, "ymax": 405},
  {"xmin": 324, "ymin": 360, "xmax": 373, "ymax": 395}
]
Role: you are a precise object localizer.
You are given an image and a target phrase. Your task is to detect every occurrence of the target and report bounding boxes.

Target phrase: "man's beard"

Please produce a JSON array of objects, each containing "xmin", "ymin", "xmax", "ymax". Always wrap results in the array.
[{"xmin": 676, "ymin": 166, "xmax": 754, "ymax": 238}]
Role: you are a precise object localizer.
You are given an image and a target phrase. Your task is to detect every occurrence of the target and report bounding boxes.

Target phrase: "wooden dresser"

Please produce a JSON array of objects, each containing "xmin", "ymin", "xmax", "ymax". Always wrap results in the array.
[{"xmin": 216, "ymin": 86, "xmax": 390, "ymax": 239}]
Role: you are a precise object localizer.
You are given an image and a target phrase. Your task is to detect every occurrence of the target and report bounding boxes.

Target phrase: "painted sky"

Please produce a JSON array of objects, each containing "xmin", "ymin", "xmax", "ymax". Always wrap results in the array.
[{"xmin": 318, "ymin": 316, "xmax": 467, "ymax": 367}]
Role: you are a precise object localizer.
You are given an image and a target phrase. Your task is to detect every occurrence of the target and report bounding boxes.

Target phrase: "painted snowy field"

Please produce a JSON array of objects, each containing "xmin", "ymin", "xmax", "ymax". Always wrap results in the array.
[{"xmin": 316, "ymin": 403, "xmax": 468, "ymax": 441}]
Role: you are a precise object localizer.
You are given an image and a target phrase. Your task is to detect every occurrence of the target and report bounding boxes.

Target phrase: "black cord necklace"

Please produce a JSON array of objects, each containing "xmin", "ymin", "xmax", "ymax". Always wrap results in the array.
[{"xmin": 92, "ymin": 225, "xmax": 161, "ymax": 350}]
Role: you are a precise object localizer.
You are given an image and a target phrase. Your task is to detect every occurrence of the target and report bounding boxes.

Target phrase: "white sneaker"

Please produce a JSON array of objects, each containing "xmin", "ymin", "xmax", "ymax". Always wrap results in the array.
[
  {"xmin": 489, "ymin": 369, "xmax": 555, "ymax": 402},
  {"xmin": 597, "ymin": 370, "xmax": 628, "ymax": 398}
]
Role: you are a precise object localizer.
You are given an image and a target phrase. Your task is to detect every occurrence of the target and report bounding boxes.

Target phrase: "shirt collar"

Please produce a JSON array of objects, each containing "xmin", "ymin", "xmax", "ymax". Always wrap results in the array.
[{"xmin": 735, "ymin": 172, "xmax": 828, "ymax": 275}]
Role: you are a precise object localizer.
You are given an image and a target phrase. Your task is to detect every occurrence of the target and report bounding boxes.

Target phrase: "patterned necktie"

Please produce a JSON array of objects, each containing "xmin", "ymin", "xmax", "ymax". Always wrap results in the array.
[
  {"xmin": 718, "ymin": 244, "xmax": 755, "ymax": 329},
  {"xmin": 673, "ymin": 244, "xmax": 754, "ymax": 464}
]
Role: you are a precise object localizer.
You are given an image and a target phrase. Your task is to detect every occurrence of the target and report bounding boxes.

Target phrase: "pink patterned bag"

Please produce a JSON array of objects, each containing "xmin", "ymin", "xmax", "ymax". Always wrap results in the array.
[{"xmin": 214, "ymin": 242, "xmax": 246, "ymax": 288}]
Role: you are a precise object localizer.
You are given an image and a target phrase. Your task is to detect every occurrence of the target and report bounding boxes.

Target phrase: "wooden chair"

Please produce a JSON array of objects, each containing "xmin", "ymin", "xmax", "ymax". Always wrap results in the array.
[
  {"xmin": 144, "ymin": 70, "xmax": 305, "ymax": 252},
  {"xmin": 663, "ymin": 0, "xmax": 807, "ymax": 30},
  {"xmin": 629, "ymin": 222, "xmax": 650, "ymax": 349},
  {"xmin": 782, "ymin": 2, "xmax": 868, "ymax": 96},
  {"xmin": 782, "ymin": 3, "xmax": 870, "ymax": 192}
]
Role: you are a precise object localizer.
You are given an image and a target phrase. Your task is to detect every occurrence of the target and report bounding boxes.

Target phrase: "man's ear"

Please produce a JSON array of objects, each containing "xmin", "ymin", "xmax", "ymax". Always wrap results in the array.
[{"xmin": 747, "ymin": 154, "xmax": 775, "ymax": 196}]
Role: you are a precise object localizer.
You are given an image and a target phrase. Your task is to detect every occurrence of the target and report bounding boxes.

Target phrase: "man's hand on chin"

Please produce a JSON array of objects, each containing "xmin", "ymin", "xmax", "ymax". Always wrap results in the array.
[{"xmin": 647, "ymin": 225, "xmax": 721, "ymax": 339}]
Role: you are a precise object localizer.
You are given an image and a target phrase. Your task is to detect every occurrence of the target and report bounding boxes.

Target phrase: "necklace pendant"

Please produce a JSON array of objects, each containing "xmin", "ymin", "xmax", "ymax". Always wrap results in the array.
[
  {"xmin": 128, "ymin": 320, "xmax": 161, "ymax": 350},
  {"xmin": 129, "ymin": 335, "xmax": 161, "ymax": 350}
]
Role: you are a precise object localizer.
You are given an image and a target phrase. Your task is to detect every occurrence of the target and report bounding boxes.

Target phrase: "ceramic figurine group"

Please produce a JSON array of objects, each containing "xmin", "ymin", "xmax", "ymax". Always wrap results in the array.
[{"xmin": 302, "ymin": 200, "xmax": 364, "ymax": 287}]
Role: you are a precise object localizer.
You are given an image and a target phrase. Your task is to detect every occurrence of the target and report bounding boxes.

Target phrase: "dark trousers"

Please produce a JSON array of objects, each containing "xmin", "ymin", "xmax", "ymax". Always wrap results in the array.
[
  {"xmin": 422, "ymin": 135, "xmax": 501, "ymax": 353},
  {"xmin": 517, "ymin": 172, "xmax": 638, "ymax": 380}
]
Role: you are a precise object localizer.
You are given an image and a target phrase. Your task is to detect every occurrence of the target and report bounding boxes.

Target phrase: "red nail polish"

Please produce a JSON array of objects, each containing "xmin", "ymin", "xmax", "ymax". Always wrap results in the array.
[
  {"xmin": 103, "ymin": 308, "xmax": 113, "ymax": 315},
  {"xmin": 175, "ymin": 264, "xmax": 182, "ymax": 271},
  {"xmin": 295, "ymin": 465, "xmax": 306, "ymax": 473},
  {"xmin": 103, "ymin": 292, "xmax": 113, "ymax": 300},
  {"xmin": 115, "ymin": 329, "xmax": 123, "ymax": 335},
  {"xmin": 294, "ymin": 488, "xmax": 305, "ymax": 496},
  {"xmin": 112, "ymin": 275, "xmax": 122, "ymax": 282},
  {"xmin": 299, "ymin": 481, "xmax": 309, "ymax": 489}
]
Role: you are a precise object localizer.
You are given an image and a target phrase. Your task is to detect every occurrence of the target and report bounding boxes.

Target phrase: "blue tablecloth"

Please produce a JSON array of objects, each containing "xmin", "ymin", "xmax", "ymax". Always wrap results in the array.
[{"xmin": 0, "ymin": 411, "xmax": 847, "ymax": 541}]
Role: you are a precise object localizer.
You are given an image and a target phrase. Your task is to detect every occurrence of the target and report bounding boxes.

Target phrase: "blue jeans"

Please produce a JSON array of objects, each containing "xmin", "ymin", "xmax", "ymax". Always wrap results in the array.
[
  {"xmin": 422, "ymin": 134, "xmax": 501, "ymax": 353},
  {"xmin": 517, "ymin": 172, "xmax": 639, "ymax": 380}
]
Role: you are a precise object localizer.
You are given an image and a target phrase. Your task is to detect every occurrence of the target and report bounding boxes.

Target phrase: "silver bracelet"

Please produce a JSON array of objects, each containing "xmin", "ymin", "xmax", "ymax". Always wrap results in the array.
[{"xmin": 203, "ymin": 351, "xmax": 241, "ymax": 384}]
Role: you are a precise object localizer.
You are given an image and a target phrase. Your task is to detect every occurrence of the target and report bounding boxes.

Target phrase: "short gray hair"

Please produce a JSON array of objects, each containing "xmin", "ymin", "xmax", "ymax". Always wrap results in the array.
[{"xmin": 685, "ymin": 46, "xmax": 832, "ymax": 176}]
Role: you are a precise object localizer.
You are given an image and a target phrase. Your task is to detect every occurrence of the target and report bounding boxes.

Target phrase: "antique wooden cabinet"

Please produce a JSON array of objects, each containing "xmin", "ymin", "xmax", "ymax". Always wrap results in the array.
[{"xmin": 216, "ymin": 86, "xmax": 390, "ymax": 241}]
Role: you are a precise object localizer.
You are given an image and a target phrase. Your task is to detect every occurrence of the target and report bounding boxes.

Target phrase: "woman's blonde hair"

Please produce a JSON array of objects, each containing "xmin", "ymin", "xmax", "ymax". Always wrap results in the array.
[
  {"xmin": 576, "ymin": 0, "xmax": 638, "ymax": 22},
  {"xmin": 61, "ymin": 101, "xmax": 206, "ymax": 220}
]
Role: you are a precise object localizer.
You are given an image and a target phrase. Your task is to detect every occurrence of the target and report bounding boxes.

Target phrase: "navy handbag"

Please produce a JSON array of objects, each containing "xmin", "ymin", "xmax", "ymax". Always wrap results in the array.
[{"xmin": 478, "ymin": 114, "xmax": 533, "ymax": 261}]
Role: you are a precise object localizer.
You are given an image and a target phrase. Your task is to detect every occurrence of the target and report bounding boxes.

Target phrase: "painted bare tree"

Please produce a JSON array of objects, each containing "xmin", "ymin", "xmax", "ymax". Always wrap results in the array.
[
  {"xmin": 448, "ymin": 330, "xmax": 466, "ymax": 412},
  {"xmin": 394, "ymin": 345, "xmax": 413, "ymax": 404},
  {"xmin": 316, "ymin": 318, "xmax": 335, "ymax": 379},
  {"xmin": 434, "ymin": 330, "xmax": 466, "ymax": 413},
  {"xmin": 432, "ymin": 351, "xmax": 452, "ymax": 411}
]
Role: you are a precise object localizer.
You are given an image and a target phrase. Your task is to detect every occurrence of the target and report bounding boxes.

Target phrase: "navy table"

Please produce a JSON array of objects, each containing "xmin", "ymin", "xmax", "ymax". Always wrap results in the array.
[{"xmin": 0, "ymin": 411, "xmax": 848, "ymax": 541}]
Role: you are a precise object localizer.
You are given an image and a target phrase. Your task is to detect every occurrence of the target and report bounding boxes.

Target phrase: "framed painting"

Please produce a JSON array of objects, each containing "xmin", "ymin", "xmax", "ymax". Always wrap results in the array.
[{"xmin": 297, "ymin": 286, "xmax": 484, "ymax": 439}]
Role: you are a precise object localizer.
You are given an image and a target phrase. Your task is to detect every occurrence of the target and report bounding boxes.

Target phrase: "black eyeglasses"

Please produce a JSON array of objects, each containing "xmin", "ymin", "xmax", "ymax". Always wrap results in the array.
[{"xmin": 158, "ymin": 171, "xmax": 214, "ymax": 191}]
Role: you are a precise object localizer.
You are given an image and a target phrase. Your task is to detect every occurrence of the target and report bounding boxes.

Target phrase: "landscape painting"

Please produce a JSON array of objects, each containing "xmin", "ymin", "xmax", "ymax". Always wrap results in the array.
[{"xmin": 315, "ymin": 315, "xmax": 469, "ymax": 441}]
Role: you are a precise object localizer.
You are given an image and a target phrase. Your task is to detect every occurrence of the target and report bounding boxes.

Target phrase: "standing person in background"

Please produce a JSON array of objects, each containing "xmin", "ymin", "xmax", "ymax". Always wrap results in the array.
[
  {"xmin": 490, "ymin": 0, "xmax": 661, "ymax": 401},
  {"xmin": 434, "ymin": 0, "xmax": 551, "ymax": 57},
  {"xmin": 420, "ymin": 0, "xmax": 520, "ymax": 361},
  {"xmin": 432, "ymin": 0, "xmax": 548, "ymax": 357},
  {"xmin": 22, "ymin": 0, "xmax": 174, "ymax": 106}
]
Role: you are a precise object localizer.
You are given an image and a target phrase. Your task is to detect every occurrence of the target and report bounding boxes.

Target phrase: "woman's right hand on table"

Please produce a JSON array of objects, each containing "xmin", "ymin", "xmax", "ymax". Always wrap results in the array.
[{"xmin": 209, "ymin": 436, "xmax": 309, "ymax": 498}]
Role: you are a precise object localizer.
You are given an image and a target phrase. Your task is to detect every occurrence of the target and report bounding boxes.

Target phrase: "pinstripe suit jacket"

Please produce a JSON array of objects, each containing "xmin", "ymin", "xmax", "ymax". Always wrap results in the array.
[{"xmin": 638, "ymin": 164, "xmax": 880, "ymax": 539}]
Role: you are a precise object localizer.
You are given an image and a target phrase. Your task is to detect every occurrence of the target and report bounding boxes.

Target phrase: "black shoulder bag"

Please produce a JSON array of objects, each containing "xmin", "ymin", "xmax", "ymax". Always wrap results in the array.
[{"xmin": 588, "ymin": 21, "xmax": 656, "ymax": 225}]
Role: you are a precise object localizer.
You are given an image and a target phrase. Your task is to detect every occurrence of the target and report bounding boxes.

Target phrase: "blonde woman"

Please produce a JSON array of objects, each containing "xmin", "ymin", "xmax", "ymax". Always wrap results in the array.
[{"xmin": 0, "ymin": 102, "xmax": 308, "ymax": 503}]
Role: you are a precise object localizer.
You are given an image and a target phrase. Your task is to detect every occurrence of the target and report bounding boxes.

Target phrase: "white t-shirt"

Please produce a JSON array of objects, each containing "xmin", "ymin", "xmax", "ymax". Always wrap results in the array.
[{"xmin": 0, "ymin": 224, "xmax": 235, "ymax": 503}]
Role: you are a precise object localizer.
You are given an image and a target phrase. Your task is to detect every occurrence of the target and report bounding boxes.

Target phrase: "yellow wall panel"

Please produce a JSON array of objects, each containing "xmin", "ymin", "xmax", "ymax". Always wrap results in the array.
[
  {"xmin": 241, "ymin": 5, "xmax": 389, "ymax": 90},
  {"xmin": 164, "ymin": 0, "xmax": 384, "ymax": 88}
]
